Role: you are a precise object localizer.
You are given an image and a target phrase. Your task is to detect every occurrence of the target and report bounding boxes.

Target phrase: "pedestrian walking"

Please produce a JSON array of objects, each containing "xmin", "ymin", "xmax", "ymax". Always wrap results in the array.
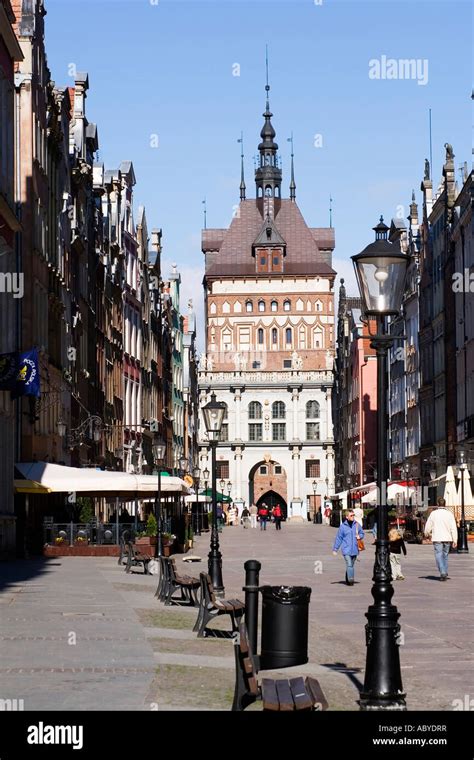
[
  {"xmin": 332, "ymin": 509, "xmax": 365, "ymax": 586},
  {"xmin": 273, "ymin": 504, "xmax": 283, "ymax": 530},
  {"xmin": 258, "ymin": 504, "xmax": 269, "ymax": 531},
  {"xmin": 227, "ymin": 505, "xmax": 237, "ymax": 526},
  {"xmin": 323, "ymin": 500, "xmax": 332, "ymax": 525},
  {"xmin": 241, "ymin": 506, "xmax": 250, "ymax": 529},
  {"xmin": 249, "ymin": 503, "xmax": 258, "ymax": 529},
  {"xmin": 388, "ymin": 527, "xmax": 406, "ymax": 580},
  {"xmin": 424, "ymin": 497, "xmax": 458, "ymax": 580}
]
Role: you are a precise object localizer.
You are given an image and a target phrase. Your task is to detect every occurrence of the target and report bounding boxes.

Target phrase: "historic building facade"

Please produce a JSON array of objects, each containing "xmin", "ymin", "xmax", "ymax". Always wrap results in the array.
[{"xmin": 198, "ymin": 86, "xmax": 336, "ymax": 519}]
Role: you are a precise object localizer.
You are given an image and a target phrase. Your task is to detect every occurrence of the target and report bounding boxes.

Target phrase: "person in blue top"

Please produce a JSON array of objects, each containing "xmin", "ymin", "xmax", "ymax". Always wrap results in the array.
[{"xmin": 332, "ymin": 509, "xmax": 365, "ymax": 586}]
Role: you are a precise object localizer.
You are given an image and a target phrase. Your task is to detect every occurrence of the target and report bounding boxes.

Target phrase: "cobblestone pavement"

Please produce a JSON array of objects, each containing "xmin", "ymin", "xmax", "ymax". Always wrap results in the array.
[{"xmin": 0, "ymin": 522, "xmax": 472, "ymax": 711}]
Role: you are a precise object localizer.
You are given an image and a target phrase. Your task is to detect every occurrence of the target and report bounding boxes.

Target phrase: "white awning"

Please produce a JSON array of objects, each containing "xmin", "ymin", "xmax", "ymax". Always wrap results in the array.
[
  {"xmin": 329, "ymin": 490, "xmax": 348, "ymax": 501},
  {"xmin": 15, "ymin": 462, "xmax": 189, "ymax": 496},
  {"xmin": 184, "ymin": 494, "xmax": 212, "ymax": 504}
]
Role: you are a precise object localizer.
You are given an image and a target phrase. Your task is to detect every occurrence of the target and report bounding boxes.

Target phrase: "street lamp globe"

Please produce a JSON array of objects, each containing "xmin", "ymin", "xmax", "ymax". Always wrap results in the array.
[
  {"xmin": 219, "ymin": 478, "xmax": 225, "ymax": 493},
  {"xmin": 192, "ymin": 466, "xmax": 201, "ymax": 481},
  {"xmin": 179, "ymin": 456, "xmax": 188, "ymax": 474},
  {"xmin": 312, "ymin": 479, "xmax": 317, "ymax": 494},
  {"xmin": 203, "ymin": 467, "xmax": 210, "ymax": 483},
  {"xmin": 57, "ymin": 419, "xmax": 67, "ymax": 438},
  {"xmin": 202, "ymin": 392, "xmax": 227, "ymax": 441},
  {"xmin": 152, "ymin": 436, "xmax": 166, "ymax": 463},
  {"xmin": 227, "ymin": 481, "xmax": 232, "ymax": 495},
  {"xmin": 352, "ymin": 217, "xmax": 409, "ymax": 317},
  {"xmin": 93, "ymin": 425, "xmax": 102, "ymax": 443}
]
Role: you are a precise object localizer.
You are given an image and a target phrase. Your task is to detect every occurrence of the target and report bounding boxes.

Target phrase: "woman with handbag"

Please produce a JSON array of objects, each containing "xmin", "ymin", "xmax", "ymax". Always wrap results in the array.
[{"xmin": 332, "ymin": 510, "xmax": 365, "ymax": 586}]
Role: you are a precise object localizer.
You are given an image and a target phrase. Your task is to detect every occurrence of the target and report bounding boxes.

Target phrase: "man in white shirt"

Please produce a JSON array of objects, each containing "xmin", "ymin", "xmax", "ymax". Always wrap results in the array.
[{"xmin": 424, "ymin": 497, "xmax": 458, "ymax": 580}]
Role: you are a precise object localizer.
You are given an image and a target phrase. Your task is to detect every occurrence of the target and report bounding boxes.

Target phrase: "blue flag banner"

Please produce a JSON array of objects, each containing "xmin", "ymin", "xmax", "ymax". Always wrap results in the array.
[
  {"xmin": 0, "ymin": 352, "xmax": 19, "ymax": 391},
  {"xmin": 12, "ymin": 349, "xmax": 41, "ymax": 399}
]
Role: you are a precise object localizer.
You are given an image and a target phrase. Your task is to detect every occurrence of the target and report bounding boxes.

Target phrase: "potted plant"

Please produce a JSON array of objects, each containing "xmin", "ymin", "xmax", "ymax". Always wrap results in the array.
[
  {"xmin": 135, "ymin": 514, "xmax": 157, "ymax": 548},
  {"xmin": 161, "ymin": 532, "xmax": 176, "ymax": 557}
]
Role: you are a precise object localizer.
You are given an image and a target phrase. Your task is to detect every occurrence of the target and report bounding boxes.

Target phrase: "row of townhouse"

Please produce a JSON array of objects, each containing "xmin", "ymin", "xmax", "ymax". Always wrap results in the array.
[
  {"xmin": 0, "ymin": 0, "xmax": 198, "ymax": 556},
  {"xmin": 333, "ymin": 144, "xmax": 472, "ymax": 510}
]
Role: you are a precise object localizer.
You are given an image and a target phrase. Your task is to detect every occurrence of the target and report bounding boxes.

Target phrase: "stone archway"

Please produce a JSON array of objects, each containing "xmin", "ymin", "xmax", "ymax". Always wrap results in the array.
[
  {"xmin": 249, "ymin": 460, "xmax": 288, "ymax": 518},
  {"xmin": 256, "ymin": 490, "xmax": 288, "ymax": 517}
]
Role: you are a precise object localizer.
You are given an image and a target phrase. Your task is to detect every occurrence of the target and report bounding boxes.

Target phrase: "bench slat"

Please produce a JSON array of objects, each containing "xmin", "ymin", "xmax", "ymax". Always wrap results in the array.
[
  {"xmin": 275, "ymin": 679, "xmax": 295, "ymax": 711},
  {"xmin": 289, "ymin": 677, "xmax": 313, "ymax": 711},
  {"xmin": 261, "ymin": 678, "xmax": 280, "ymax": 711},
  {"xmin": 305, "ymin": 677, "xmax": 329, "ymax": 711}
]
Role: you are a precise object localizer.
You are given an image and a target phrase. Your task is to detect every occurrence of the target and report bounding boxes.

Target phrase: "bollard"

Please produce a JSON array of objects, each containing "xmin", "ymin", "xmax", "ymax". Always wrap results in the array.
[{"xmin": 243, "ymin": 559, "xmax": 261, "ymax": 656}]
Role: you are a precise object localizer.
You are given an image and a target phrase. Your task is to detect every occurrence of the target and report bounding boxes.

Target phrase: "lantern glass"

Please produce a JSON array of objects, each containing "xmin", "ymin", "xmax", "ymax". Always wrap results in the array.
[
  {"xmin": 202, "ymin": 392, "xmax": 227, "ymax": 441},
  {"xmin": 203, "ymin": 467, "xmax": 210, "ymax": 482},
  {"xmin": 152, "ymin": 437, "xmax": 166, "ymax": 463},
  {"xmin": 352, "ymin": 242, "xmax": 408, "ymax": 316},
  {"xmin": 179, "ymin": 456, "xmax": 188, "ymax": 473},
  {"xmin": 192, "ymin": 466, "xmax": 201, "ymax": 481},
  {"xmin": 57, "ymin": 419, "xmax": 66, "ymax": 438}
]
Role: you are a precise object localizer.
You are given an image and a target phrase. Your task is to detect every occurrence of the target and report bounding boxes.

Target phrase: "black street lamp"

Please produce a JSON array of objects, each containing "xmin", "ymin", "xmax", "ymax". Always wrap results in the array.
[
  {"xmin": 179, "ymin": 456, "xmax": 188, "ymax": 477},
  {"xmin": 227, "ymin": 481, "xmax": 232, "ymax": 497},
  {"xmin": 312, "ymin": 479, "xmax": 318, "ymax": 523},
  {"xmin": 203, "ymin": 467, "xmax": 210, "ymax": 531},
  {"xmin": 352, "ymin": 217, "xmax": 409, "ymax": 711},
  {"xmin": 456, "ymin": 447, "xmax": 469, "ymax": 554},
  {"xmin": 152, "ymin": 436, "xmax": 167, "ymax": 558},
  {"xmin": 219, "ymin": 478, "xmax": 225, "ymax": 495},
  {"xmin": 192, "ymin": 466, "xmax": 201, "ymax": 536},
  {"xmin": 202, "ymin": 392, "xmax": 227, "ymax": 594}
]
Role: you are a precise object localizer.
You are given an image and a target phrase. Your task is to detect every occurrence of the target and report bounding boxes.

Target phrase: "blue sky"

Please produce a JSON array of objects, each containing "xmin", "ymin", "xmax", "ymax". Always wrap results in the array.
[{"xmin": 45, "ymin": 0, "xmax": 471, "ymax": 342}]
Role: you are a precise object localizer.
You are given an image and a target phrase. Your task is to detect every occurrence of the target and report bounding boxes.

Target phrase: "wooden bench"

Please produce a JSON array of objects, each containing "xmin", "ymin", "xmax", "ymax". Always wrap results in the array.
[
  {"xmin": 232, "ymin": 622, "xmax": 328, "ymax": 712},
  {"xmin": 117, "ymin": 531, "xmax": 132, "ymax": 566},
  {"xmin": 193, "ymin": 573, "xmax": 245, "ymax": 638},
  {"xmin": 125, "ymin": 542, "xmax": 152, "ymax": 575},
  {"xmin": 164, "ymin": 558, "xmax": 200, "ymax": 606}
]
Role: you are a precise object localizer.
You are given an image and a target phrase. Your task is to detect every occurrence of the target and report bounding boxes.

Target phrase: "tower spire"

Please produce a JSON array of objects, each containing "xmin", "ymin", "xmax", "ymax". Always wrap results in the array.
[
  {"xmin": 287, "ymin": 132, "xmax": 296, "ymax": 201},
  {"xmin": 238, "ymin": 132, "xmax": 246, "ymax": 201},
  {"xmin": 255, "ymin": 47, "xmax": 282, "ymax": 208}
]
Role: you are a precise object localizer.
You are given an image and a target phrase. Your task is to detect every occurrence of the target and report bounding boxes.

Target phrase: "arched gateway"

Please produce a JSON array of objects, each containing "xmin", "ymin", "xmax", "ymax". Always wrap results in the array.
[{"xmin": 249, "ymin": 460, "xmax": 288, "ymax": 518}]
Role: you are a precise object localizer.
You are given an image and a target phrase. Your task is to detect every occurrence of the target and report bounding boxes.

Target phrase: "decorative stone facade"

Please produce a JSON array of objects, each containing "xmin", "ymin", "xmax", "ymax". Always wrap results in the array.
[{"xmin": 198, "ymin": 84, "xmax": 336, "ymax": 519}]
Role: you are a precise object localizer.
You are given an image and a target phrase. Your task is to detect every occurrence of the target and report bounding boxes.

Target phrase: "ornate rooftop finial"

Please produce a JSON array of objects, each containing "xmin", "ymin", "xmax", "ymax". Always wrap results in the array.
[
  {"xmin": 287, "ymin": 133, "xmax": 296, "ymax": 201},
  {"xmin": 238, "ymin": 132, "xmax": 246, "ymax": 201}
]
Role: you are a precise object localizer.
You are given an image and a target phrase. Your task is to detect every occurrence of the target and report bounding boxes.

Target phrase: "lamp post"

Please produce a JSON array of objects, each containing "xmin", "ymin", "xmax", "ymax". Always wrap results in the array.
[
  {"xmin": 202, "ymin": 393, "xmax": 227, "ymax": 594},
  {"xmin": 152, "ymin": 436, "xmax": 166, "ymax": 558},
  {"xmin": 219, "ymin": 478, "xmax": 225, "ymax": 496},
  {"xmin": 456, "ymin": 447, "xmax": 469, "ymax": 554},
  {"xmin": 352, "ymin": 216, "xmax": 409, "ymax": 711},
  {"xmin": 227, "ymin": 481, "xmax": 232, "ymax": 498},
  {"xmin": 192, "ymin": 466, "xmax": 201, "ymax": 536},
  {"xmin": 203, "ymin": 466, "xmax": 210, "ymax": 531},
  {"xmin": 312, "ymin": 479, "xmax": 318, "ymax": 523},
  {"xmin": 179, "ymin": 456, "xmax": 188, "ymax": 477}
]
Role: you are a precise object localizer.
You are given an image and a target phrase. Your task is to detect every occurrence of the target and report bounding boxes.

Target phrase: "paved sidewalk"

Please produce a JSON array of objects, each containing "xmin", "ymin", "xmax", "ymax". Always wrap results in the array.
[{"xmin": 0, "ymin": 523, "xmax": 472, "ymax": 711}]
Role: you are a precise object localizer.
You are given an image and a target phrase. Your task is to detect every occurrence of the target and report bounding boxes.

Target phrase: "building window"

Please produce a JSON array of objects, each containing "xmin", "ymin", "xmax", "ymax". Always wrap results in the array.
[
  {"xmin": 306, "ymin": 400, "xmax": 320, "ymax": 418},
  {"xmin": 216, "ymin": 461, "xmax": 229, "ymax": 479},
  {"xmin": 283, "ymin": 359, "xmax": 291, "ymax": 369},
  {"xmin": 273, "ymin": 256, "xmax": 279, "ymax": 266},
  {"xmin": 275, "ymin": 465, "xmax": 282, "ymax": 474},
  {"xmin": 222, "ymin": 329, "xmax": 232, "ymax": 351},
  {"xmin": 258, "ymin": 328, "xmax": 264, "ymax": 345},
  {"xmin": 272, "ymin": 423, "xmax": 286, "ymax": 441},
  {"xmin": 284, "ymin": 300, "xmax": 291, "ymax": 311},
  {"xmin": 306, "ymin": 422, "xmax": 320, "ymax": 441},
  {"xmin": 313, "ymin": 329, "xmax": 324, "ymax": 348},
  {"xmin": 271, "ymin": 300, "xmax": 278, "ymax": 312},
  {"xmin": 248, "ymin": 401, "xmax": 262, "ymax": 419},
  {"xmin": 249, "ymin": 423, "xmax": 263, "ymax": 441},
  {"xmin": 316, "ymin": 300, "xmax": 323, "ymax": 311},
  {"xmin": 306, "ymin": 460, "xmax": 320, "ymax": 478},
  {"xmin": 258, "ymin": 300, "xmax": 265, "ymax": 312},
  {"xmin": 299, "ymin": 326, "xmax": 306, "ymax": 349},
  {"xmin": 252, "ymin": 361, "xmax": 261, "ymax": 369},
  {"xmin": 285, "ymin": 327, "xmax": 292, "ymax": 345},
  {"xmin": 272, "ymin": 328, "xmax": 278, "ymax": 345},
  {"xmin": 246, "ymin": 300, "xmax": 253, "ymax": 312},
  {"xmin": 219, "ymin": 423, "xmax": 229, "ymax": 442},
  {"xmin": 260, "ymin": 256, "xmax": 266, "ymax": 266},
  {"xmin": 260, "ymin": 466, "xmax": 267, "ymax": 475},
  {"xmin": 272, "ymin": 401, "xmax": 286, "ymax": 419},
  {"xmin": 239, "ymin": 327, "xmax": 250, "ymax": 349}
]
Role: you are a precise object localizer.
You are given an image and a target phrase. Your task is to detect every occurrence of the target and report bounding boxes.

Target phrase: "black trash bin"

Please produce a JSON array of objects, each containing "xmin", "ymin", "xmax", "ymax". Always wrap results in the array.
[{"xmin": 259, "ymin": 585, "xmax": 312, "ymax": 670}]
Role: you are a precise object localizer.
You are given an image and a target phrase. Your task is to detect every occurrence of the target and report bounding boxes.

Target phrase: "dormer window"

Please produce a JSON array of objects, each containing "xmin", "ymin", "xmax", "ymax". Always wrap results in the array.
[{"xmin": 266, "ymin": 226, "xmax": 272, "ymax": 239}]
